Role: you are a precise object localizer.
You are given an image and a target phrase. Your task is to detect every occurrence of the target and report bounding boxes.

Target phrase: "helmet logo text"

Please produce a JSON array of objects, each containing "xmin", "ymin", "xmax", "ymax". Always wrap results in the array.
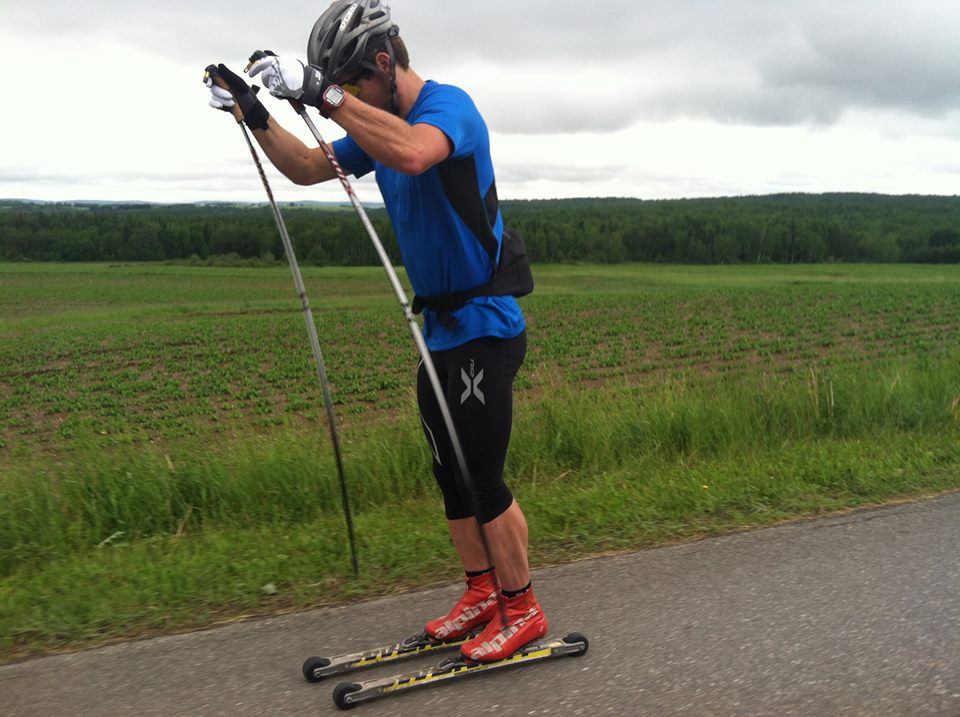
[{"xmin": 340, "ymin": 3, "xmax": 358, "ymax": 31}]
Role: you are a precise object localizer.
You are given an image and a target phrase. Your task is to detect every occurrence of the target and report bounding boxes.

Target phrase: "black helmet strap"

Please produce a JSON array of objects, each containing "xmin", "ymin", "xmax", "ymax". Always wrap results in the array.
[{"xmin": 383, "ymin": 25, "xmax": 400, "ymax": 116}]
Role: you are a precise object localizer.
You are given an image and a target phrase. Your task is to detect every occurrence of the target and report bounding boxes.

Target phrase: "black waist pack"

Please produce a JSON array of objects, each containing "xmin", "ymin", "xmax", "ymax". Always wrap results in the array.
[{"xmin": 412, "ymin": 228, "xmax": 535, "ymax": 328}]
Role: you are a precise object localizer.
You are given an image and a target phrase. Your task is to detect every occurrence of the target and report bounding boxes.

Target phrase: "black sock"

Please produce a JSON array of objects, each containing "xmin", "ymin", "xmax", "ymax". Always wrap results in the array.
[
  {"xmin": 502, "ymin": 581, "xmax": 531, "ymax": 598},
  {"xmin": 465, "ymin": 567, "xmax": 495, "ymax": 578}
]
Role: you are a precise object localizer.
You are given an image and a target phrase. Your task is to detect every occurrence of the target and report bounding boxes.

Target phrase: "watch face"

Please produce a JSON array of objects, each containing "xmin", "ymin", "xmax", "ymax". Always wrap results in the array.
[{"xmin": 324, "ymin": 85, "xmax": 346, "ymax": 107}]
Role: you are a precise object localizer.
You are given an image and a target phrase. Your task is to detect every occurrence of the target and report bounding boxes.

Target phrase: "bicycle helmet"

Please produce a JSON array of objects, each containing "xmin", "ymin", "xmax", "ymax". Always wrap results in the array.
[{"xmin": 307, "ymin": 1, "xmax": 397, "ymax": 81}]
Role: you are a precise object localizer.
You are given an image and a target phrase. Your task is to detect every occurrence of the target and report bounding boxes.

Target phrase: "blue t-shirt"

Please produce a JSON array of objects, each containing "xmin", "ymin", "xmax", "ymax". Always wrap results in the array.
[{"xmin": 332, "ymin": 81, "xmax": 525, "ymax": 352}]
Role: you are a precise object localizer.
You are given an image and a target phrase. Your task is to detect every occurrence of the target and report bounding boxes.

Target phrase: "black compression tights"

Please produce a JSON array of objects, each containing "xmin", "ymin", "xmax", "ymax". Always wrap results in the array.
[{"xmin": 417, "ymin": 331, "xmax": 527, "ymax": 525}]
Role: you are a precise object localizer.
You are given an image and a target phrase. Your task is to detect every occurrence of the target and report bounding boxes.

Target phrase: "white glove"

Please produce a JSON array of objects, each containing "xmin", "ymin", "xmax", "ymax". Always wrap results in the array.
[
  {"xmin": 247, "ymin": 51, "xmax": 306, "ymax": 100},
  {"xmin": 207, "ymin": 83, "xmax": 236, "ymax": 110}
]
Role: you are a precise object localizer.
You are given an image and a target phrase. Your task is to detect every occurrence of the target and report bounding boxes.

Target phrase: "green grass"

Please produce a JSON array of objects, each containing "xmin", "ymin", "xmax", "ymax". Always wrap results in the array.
[
  {"xmin": 2, "ymin": 421, "xmax": 958, "ymax": 660},
  {"xmin": 1, "ymin": 262, "xmax": 960, "ymax": 660}
]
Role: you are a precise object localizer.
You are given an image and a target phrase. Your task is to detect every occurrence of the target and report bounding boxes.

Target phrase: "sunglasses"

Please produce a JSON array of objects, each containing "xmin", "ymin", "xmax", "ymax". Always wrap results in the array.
[{"xmin": 340, "ymin": 69, "xmax": 372, "ymax": 96}]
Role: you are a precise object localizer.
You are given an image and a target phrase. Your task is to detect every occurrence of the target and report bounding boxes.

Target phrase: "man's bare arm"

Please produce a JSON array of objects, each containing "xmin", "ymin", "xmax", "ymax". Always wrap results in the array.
[
  {"xmin": 250, "ymin": 116, "xmax": 339, "ymax": 185},
  {"xmin": 329, "ymin": 94, "xmax": 452, "ymax": 176}
]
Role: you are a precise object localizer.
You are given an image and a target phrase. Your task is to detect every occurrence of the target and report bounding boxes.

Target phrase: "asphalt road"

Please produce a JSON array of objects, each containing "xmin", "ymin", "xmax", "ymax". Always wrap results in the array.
[{"xmin": 3, "ymin": 492, "xmax": 958, "ymax": 716}]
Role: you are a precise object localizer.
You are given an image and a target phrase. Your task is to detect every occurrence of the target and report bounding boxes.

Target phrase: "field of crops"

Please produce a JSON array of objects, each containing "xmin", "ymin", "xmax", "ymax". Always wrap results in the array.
[
  {"xmin": 3, "ymin": 261, "xmax": 960, "ymax": 657},
  {"xmin": 1, "ymin": 262, "xmax": 958, "ymax": 458}
]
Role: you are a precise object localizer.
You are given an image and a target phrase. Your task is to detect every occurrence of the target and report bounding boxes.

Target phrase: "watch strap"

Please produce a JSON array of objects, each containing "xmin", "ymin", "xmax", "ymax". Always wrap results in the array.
[{"xmin": 300, "ymin": 64, "xmax": 330, "ymax": 108}]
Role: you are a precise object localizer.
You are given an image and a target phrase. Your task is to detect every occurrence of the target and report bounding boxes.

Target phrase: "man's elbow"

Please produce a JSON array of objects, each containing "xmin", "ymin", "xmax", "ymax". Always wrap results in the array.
[
  {"xmin": 394, "ymin": 147, "xmax": 435, "ymax": 176},
  {"xmin": 289, "ymin": 172, "xmax": 317, "ymax": 186},
  {"xmin": 285, "ymin": 162, "xmax": 328, "ymax": 186},
  {"xmin": 286, "ymin": 150, "xmax": 330, "ymax": 185}
]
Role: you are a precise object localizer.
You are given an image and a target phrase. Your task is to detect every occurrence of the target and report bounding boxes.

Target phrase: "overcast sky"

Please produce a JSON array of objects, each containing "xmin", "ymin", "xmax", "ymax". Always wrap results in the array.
[{"xmin": 2, "ymin": 0, "xmax": 958, "ymax": 204}]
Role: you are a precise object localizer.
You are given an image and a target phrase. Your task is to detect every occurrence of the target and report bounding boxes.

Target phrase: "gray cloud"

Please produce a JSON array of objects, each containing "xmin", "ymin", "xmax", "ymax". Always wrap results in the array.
[
  {"xmin": 7, "ymin": 0, "xmax": 960, "ymax": 135},
  {"xmin": 498, "ymin": 161, "xmax": 631, "ymax": 185},
  {"xmin": 4, "ymin": 0, "xmax": 960, "ymax": 148}
]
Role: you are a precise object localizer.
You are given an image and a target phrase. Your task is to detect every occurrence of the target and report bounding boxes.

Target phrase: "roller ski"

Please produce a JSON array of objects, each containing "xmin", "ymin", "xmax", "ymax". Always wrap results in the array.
[
  {"xmin": 303, "ymin": 570, "xmax": 498, "ymax": 682},
  {"xmin": 332, "ymin": 632, "xmax": 589, "ymax": 710},
  {"xmin": 301, "ymin": 629, "xmax": 481, "ymax": 683},
  {"xmin": 331, "ymin": 584, "xmax": 588, "ymax": 710}
]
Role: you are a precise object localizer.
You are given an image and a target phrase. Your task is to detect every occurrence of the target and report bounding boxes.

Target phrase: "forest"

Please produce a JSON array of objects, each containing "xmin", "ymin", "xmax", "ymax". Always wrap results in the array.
[{"xmin": 1, "ymin": 193, "xmax": 958, "ymax": 265}]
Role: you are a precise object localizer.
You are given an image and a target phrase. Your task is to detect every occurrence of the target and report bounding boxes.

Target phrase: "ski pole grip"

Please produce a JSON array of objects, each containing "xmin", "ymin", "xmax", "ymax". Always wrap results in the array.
[{"xmin": 204, "ymin": 64, "xmax": 244, "ymax": 124}]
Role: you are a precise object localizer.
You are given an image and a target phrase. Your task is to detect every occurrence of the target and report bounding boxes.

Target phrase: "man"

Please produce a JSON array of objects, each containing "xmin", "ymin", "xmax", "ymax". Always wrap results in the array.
[{"xmin": 206, "ymin": 0, "xmax": 545, "ymax": 663}]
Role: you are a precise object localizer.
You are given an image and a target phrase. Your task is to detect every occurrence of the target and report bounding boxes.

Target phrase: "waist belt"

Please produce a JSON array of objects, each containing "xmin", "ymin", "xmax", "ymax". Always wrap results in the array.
[{"xmin": 412, "ymin": 228, "xmax": 535, "ymax": 329}]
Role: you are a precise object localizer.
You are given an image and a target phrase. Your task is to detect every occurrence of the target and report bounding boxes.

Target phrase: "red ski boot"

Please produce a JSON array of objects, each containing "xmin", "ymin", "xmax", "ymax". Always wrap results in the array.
[
  {"xmin": 425, "ymin": 571, "xmax": 499, "ymax": 641},
  {"xmin": 460, "ymin": 585, "xmax": 548, "ymax": 663}
]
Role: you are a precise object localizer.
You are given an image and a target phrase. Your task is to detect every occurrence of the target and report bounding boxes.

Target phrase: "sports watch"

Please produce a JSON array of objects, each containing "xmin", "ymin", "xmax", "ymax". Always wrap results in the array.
[{"xmin": 320, "ymin": 84, "xmax": 346, "ymax": 116}]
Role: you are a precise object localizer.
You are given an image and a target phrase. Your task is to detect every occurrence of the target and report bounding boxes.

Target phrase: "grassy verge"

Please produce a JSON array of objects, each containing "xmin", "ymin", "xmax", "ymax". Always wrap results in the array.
[{"xmin": 2, "ymin": 354, "xmax": 959, "ymax": 661}]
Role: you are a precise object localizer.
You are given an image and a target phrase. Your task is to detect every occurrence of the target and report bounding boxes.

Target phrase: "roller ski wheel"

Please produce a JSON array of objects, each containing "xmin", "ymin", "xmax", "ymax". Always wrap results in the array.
[
  {"xmin": 562, "ymin": 632, "xmax": 589, "ymax": 655},
  {"xmin": 333, "ymin": 682, "xmax": 362, "ymax": 710},
  {"xmin": 302, "ymin": 656, "xmax": 331, "ymax": 683}
]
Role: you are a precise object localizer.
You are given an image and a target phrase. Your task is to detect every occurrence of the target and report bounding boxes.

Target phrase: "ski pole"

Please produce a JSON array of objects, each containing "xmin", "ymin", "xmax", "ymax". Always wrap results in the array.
[
  {"xmin": 280, "ymin": 96, "xmax": 501, "ymax": 600},
  {"xmin": 204, "ymin": 66, "xmax": 359, "ymax": 577}
]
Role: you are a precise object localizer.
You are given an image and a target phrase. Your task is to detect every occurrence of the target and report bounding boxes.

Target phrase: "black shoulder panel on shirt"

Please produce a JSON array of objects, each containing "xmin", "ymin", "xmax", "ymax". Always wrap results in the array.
[{"xmin": 437, "ymin": 155, "xmax": 500, "ymax": 266}]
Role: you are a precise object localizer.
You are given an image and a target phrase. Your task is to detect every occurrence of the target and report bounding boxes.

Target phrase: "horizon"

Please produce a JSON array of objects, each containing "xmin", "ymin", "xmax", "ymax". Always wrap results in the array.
[{"xmin": 4, "ymin": 190, "xmax": 960, "ymax": 207}]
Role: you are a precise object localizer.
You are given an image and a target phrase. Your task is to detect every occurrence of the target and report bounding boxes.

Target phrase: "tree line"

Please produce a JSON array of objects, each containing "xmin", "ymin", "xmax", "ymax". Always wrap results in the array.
[{"xmin": 1, "ymin": 194, "xmax": 959, "ymax": 265}]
